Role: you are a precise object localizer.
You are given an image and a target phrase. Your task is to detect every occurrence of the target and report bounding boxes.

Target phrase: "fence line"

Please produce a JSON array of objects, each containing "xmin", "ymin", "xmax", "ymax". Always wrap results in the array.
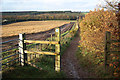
[
  {"xmin": 1, "ymin": 22, "xmax": 78, "ymax": 71},
  {"xmin": 0, "ymin": 39, "xmax": 19, "ymax": 44}
]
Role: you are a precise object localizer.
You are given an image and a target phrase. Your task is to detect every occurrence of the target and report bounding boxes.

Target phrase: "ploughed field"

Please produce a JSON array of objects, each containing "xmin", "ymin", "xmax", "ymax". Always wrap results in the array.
[{"xmin": 2, "ymin": 21, "xmax": 71, "ymax": 37}]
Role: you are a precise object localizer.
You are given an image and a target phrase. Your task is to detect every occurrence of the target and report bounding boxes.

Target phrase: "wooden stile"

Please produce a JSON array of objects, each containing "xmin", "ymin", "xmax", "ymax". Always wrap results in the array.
[{"xmin": 19, "ymin": 28, "xmax": 61, "ymax": 72}]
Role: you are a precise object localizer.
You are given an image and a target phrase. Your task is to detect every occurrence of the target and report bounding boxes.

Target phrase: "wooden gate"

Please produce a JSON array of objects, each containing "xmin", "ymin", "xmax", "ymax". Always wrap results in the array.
[{"xmin": 19, "ymin": 27, "xmax": 61, "ymax": 72}]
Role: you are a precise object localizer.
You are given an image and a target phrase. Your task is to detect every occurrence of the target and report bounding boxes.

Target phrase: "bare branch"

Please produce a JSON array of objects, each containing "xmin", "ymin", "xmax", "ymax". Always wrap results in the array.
[{"xmin": 98, "ymin": 0, "xmax": 119, "ymax": 11}]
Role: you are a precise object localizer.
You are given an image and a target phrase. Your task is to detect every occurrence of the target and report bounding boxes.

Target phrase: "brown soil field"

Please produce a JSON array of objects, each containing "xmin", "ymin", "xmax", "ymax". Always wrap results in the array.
[{"xmin": 2, "ymin": 21, "xmax": 71, "ymax": 37}]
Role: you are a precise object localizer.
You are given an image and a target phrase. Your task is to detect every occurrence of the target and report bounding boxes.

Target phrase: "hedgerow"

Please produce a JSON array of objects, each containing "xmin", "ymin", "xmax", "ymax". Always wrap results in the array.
[{"xmin": 79, "ymin": 9, "xmax": 120, "ymax": 77}]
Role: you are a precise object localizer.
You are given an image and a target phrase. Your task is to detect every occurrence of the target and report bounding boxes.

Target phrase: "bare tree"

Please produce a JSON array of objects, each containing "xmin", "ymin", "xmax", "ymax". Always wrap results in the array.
[{"xmin": 99, "ymin": 0, "xmax": 120, "ymax": 11}]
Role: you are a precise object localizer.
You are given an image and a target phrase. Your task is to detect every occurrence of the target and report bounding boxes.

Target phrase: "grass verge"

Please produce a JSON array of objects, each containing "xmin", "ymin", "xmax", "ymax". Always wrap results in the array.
[
  {"xmin": 2, "ymin": 56, "xmax": 66, "ymax": 79},
  {"xmin": 76, "ymin": 46, "xmax": 114, "ymax": 78}
]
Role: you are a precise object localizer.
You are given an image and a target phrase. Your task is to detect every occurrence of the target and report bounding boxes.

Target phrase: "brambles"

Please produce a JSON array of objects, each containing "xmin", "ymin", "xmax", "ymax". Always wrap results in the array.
[{"xmin": 79, "ymin": 8, "xmax": 120, "ymax": 77}]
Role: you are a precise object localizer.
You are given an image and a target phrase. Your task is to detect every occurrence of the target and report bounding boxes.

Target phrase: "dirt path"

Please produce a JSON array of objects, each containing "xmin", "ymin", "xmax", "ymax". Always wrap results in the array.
[{"xmin": 61, "ymin": 31, "xmax": 89, "ymax": 78}]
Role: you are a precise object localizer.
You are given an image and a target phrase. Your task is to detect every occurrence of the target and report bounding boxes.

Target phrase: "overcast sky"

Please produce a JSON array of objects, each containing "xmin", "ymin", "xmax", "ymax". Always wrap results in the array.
[{"xmin": 1, "ymin": 0, "xmax": 102, "ymax": 12}]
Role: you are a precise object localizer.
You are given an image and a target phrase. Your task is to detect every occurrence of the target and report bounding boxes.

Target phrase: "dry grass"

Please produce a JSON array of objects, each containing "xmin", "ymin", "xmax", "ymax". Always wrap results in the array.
[{"xmin": 2, "ymin": 21, "xmax": 71, "ymax": 37}]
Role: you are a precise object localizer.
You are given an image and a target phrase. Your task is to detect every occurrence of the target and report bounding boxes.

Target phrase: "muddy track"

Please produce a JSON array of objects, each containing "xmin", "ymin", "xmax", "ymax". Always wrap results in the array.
[{"xmin": 61, "ymin": 31, "xmax": 90, "ymax": 78}]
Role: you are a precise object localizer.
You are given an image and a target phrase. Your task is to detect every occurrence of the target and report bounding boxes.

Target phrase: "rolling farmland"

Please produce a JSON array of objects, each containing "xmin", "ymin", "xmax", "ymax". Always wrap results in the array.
[{"xmin": 2, "ymin": 21, "xmax": 72, "ymax": 37}]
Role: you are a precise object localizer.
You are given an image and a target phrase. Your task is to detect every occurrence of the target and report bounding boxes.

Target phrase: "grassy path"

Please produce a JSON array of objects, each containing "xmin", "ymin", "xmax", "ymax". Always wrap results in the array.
[{"xmin": 61, "ymin": 31, "xmax": 89, "ymax": 78}]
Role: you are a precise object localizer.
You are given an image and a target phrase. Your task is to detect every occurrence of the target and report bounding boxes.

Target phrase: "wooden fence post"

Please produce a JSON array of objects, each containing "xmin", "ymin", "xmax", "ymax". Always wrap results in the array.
[
  {"xmin": 104, "ymin": 31, "xmax": 111, "ymax": 70},
  {"xmin": 55, "ymin": 28, "xmax": 60, "ymax": 72},
  {"xmin": 19, "ymin": 33, "xmax": 27, "ymax": 66}
]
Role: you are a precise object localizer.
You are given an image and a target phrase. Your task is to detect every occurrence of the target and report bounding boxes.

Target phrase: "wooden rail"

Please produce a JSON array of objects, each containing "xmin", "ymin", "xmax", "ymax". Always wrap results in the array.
[
  {"xmin": 24, "ymin": 40, "xmax": 59, "ymax": 44},
  {"xmin": 0, "ymin": 39, "xmax": 19, "ymax": 44},
  {"xmin": 0, "ymin": 52, "xmax": 19, "ymax": 61},
  {"xmin": 24, "ymin": 50, "xmax": 57, "ymax": 55},
  {"xmin": 1, "ymin": 38, "xmax": 19, "ymax": 70}
]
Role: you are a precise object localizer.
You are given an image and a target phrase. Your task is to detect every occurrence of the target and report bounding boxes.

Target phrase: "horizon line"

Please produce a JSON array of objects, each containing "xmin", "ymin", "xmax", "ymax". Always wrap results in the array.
[{"xmin": 1, "ymin": 10, "xmax": 90, "ymax": 12}]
